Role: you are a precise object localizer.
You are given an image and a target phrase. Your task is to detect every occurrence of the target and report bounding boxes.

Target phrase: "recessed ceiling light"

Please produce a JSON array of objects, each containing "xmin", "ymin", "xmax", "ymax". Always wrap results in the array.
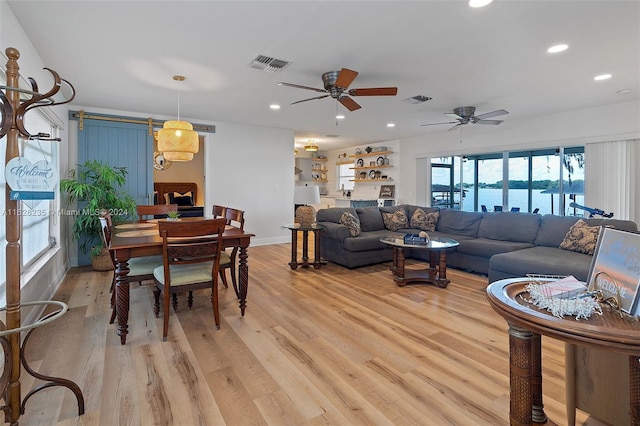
[
  {"xmin": 617, "ymin": 89, "xmax": 632, "ymax": 95},
  {"xmin": 386, "ymin": 123, "xmax": 395, "ymax": 128},
  {"xmin": 594, "ymin": 74, "xmax": 612, "ymax": 81},
  {"xmin": 469, "ymin": 0, "xmax": 493, "ymax": 8},
  {"xmin": 269, "ymin": 104, "xmax": 280, "ymax": 110},
  {"xmin": 547, "ymin": 44, "xmax": 568, "ymax": 53},
  {"xmin": 336, "ymin": 114, "xmax": 345, "ymax": 120}
]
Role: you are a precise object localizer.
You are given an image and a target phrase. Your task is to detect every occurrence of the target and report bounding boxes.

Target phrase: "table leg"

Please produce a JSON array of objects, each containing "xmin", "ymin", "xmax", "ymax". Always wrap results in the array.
[
  {"xmin": 289, "ymin": 229, "xmax": 298, "ymax": 269},
  {"xmin": 565, "ymin": 344, "xmax": 576, "ymax": 426},
  {"xmin": 114, "ymin": 259, "xmax": 131, "ymax": 345},
  {"xmin": 531, "ymin": 333, "xmax": 546, "ymax": 423},
  {"xmin": 630, "ymin": 356, "xmax": 640, "ymax": 425},
  {"xmin": 301, "ymin": 230, "xmax": 309, "ymax": 265},
  {"xmin": 395, "ymin": 247, "xmax": 407, "ymax": 286},
  {"xmin": 313, "ymin": 230, "xmax": 322, "ymax": 269},
  {"xmin": 390, "ymin": 246, "xmax": 399, "ymax": 276},
  {"xmin": 508, "ymin": 323, "xmax": 535, "ymax": 426},
  {"xmin": 238, "ymin": 245, "xmax": 249, "ymax": 316},
  {"xmin": 436, "ymin": 250, "xmax": 450, "ymax": 288}
]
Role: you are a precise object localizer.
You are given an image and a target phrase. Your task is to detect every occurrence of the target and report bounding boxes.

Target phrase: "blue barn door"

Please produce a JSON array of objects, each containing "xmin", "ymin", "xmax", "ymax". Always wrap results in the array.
[{"xmin": 77, "ymin": 118, "xmax": 153, "ymax": 264}]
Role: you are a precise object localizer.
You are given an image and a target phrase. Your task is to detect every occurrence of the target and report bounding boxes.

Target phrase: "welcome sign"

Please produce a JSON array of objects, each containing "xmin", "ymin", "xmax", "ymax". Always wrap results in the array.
[{"xmin": 5, "ymin": 157, "xmax": 57, "ymax": 208}]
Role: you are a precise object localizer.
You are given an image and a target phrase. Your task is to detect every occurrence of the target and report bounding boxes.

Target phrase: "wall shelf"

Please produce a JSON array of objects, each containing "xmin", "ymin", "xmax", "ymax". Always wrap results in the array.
[
  {"xmin": 349, "ymin": 150, "xmax": 393, "ymax": 158},
  {"xmin": 350, "ymin": 165, "xmax": 392, "ymax": 170},
  {"xmin": 349, "ymin": 178, "xmax": 393, "ymax": 182}
]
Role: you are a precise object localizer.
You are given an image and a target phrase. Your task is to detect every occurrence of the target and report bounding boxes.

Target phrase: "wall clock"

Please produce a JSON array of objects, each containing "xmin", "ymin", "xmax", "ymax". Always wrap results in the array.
[{"xmin": 153, "ymin": 151, "xmax": 172, "ymax": 171}]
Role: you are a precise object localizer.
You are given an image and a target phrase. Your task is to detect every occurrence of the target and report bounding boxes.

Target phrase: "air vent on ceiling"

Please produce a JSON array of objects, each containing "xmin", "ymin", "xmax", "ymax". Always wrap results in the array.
[
  {"xmin": 403, "ymin": 95, "xmax": 433, "ymax": 104},
  {"xmin": 325, "ymin": 134, "xmax": 339, "ymax": 138},
  {"xmin": 248, "ymin": 54, "xmax": 291, "ymax": 72}
]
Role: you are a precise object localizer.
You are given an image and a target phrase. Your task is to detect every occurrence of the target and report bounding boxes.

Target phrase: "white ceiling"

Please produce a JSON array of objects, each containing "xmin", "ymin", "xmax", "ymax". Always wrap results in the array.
[{"xmin": 6, "ymin": 1, "xmax": 640, "ymax": 151}]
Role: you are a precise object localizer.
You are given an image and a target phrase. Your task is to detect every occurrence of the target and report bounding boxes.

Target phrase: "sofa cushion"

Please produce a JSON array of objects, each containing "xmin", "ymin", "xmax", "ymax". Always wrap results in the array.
[
  {"xmin": 436, "ymin": 209, "xmax": 483, "ymax": 237},
  {"xmin": 317, "ymin": 207, "xmax": 357, "ymax": 224},
  {"xmin": 559, "ymin": 219, "xmax": 600, "ymax": 255},
  {"xmin": 382, "ymin": 209, "xmax": 409, "ymax": 231},
  {"xmin": 456, "ymin": 238, "xmax": 535, "ymax": 257},
  {"xmin": 343, "ymin": 230, "xmax": 394, "ymax": 252},
  {"xmin": 356, "ymin": 207, "xmax": 385, "ymax": 231},
  {"xmin": 405, "ymin": 205, "xmax": 439, "ymax": 220},
  {"xmin": 477, "ymin": 212, "xmax": 540, "ymax": 243},
  {"xmin": 490, "ymin": 246, "xmax": 595, "ymax": 282},
  {"xmin": 339, "ymin": 211, "xmax": 361, "ymax": 237},
  {"xmin": 534, "ymin": 215, "xmax": 583, "ymax": 247}
]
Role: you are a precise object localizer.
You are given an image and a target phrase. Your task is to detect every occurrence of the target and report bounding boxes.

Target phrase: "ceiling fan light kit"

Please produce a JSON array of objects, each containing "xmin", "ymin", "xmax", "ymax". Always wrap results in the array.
[{"xmin": 279, "ymin": 67, "xmax": 398, "ymax": 112}]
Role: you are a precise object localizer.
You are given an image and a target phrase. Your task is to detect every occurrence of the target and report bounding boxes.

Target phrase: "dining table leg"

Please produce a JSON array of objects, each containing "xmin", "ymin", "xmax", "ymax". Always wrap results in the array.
[
  {"xmin": 113, "ymin": 249, "xmax": 132, "ymax": 345},
  {"xmin": 237, "ymin": 244, "xmax": 250, "ymax": 316}
]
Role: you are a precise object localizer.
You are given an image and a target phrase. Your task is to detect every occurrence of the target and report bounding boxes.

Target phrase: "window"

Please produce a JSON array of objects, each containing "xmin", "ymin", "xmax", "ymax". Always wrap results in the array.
[
  {"xmin": 337, "ymin": 163, "xmax": 354, "ymax": 191},
  {"xmin": 0, "ymin": 102, "xmax": 58, "ymax": 286}
]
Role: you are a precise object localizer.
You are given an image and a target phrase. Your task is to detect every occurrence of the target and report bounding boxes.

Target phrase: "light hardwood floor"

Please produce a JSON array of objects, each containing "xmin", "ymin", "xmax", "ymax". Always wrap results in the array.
[{"xmin": 15, "ymin": 242, "xmax": 606, "ymax": 425}]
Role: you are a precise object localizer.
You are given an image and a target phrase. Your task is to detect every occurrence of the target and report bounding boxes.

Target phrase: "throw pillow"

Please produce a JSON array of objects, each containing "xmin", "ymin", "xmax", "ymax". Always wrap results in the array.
[
  {"xmin": 382, "ymin": 209, "xmax": 409, "ymax": 231},
  {"xmin": 169, "ymin": 191, "xmax": 194, "ymax": 206},
  {"xmin": 339, "ymin": 211, "xmax": 361, "ymax": 237},
  {"xmin": 559, "ymin": 219, "xmax": 601, "ymax": 255},
  {"xmin": 410, "ymin": 208, "xmax": 439, "ymax": 231}
]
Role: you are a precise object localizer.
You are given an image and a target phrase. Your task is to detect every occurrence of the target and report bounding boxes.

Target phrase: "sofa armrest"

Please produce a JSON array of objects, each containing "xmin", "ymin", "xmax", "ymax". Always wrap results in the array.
[{"xmin": 319, "ymin": 222, "xmax": 350, "ymax": 242}]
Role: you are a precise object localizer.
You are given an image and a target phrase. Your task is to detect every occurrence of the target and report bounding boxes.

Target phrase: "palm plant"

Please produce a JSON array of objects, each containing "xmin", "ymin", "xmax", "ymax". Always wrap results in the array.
[{"xmin": 60, "ymin": 160, "xmax": 137, "ymax": 256}]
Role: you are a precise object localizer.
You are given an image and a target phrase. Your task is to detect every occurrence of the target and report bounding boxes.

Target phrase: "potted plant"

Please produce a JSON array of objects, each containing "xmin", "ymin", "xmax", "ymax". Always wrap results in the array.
[
  {"xmin": 60, "ymin": 160, "xmax": 137, "ymax": 270},
  {"xmin": 166, "ymin": 210, "xmax": 181, "ymax": 220}
]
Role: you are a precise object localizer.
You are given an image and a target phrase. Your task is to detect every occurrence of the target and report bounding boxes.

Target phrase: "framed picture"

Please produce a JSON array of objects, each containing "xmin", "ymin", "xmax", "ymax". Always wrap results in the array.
[
  {"xmin": 379, "ymin": 184, "xmax": 395, "ymax": 199},
  {"xmin": 586, "ymin": 228, "xmax": 640, "ymax": 315}
]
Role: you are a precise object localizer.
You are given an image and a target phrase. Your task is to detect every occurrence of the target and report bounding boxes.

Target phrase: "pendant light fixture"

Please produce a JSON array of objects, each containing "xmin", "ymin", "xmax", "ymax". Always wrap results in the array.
[
  {"xmin": 304, "ymin": 140, "xmax": 318, "ymax": 152},
  {"xmin": 157, "ymin": 75, "xmax": 199, "ymax": 161}
]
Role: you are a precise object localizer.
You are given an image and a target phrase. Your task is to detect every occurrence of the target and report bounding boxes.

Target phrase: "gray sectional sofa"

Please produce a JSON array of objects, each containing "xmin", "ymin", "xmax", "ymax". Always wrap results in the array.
[{"xmin": 315, "ymin": 205, "xmax": 637, "ymax": 282}]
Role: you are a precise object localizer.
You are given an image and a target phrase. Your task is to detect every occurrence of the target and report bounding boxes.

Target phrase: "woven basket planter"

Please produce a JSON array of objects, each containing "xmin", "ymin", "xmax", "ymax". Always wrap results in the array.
[{"xmin": 91, "ymin": 248, "xmax": 114, "ymax": 271}]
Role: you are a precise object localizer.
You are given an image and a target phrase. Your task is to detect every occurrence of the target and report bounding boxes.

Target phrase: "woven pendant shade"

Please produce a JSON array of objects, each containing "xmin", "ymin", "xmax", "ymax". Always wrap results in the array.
[
  {"xmin": 163, "ymin": 151, "xmax": 194, "ymax": 162},
  {"xmin": 157, "ymin": 120, "xmax": 199, "ymax": 155}
]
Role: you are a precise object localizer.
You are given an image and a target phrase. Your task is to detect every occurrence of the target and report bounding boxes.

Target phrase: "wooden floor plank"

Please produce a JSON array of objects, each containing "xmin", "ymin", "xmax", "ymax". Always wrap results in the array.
[{"xmin": 15, "ymin": 242, "xmax": 608, "ymax": 425}]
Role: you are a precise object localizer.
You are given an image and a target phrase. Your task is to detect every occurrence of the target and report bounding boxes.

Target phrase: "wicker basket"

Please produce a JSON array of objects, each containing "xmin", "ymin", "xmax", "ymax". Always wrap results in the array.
[{"xmin": 91, "ymin": 248, "xmax": 114, "ymax": 271}]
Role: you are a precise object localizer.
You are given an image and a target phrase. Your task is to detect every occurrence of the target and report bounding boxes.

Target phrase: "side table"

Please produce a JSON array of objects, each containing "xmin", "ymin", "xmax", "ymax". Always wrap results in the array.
[{"xmin": 285, "ymin": 223, "xmax": 325, "ymax": 269}]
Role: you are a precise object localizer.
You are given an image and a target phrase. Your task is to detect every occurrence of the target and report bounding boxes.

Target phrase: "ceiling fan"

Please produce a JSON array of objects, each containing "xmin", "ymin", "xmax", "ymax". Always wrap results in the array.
[
  {"xmin": 278, "ymin": 68, "xmax": 398, "ymax": 111},
  {"xmin": 421, "ymin": 106, "xmax": 509, "ymax": 131}
]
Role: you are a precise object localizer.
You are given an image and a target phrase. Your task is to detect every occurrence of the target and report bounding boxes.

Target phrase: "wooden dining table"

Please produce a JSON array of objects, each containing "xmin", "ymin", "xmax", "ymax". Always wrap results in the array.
[{"xmin": 108, "ymin": 219, "xmax": 254, "ymax": 345}]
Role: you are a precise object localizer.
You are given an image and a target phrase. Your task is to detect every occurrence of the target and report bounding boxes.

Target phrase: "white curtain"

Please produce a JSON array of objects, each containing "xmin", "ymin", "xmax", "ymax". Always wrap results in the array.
[{"xmin": 585, "ymin": 140, "xmax": 638, "ymax": 222}]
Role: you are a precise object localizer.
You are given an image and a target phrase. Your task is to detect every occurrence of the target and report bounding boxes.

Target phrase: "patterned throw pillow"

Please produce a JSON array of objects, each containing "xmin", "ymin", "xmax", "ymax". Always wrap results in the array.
[
  {"xmin": 382, "ymin": 209, "xmax": 409, "ymax": 231},
  {"xmin": 559, "ymin": 219, "xmax": 601, "ymax": 255},
  {"xmin": 410, "ymin": 208, "xmax": 439, "ymax": 231},
  {"xmin": 339, "ymin": 212, "xmax": 361, "ymax": 237}
]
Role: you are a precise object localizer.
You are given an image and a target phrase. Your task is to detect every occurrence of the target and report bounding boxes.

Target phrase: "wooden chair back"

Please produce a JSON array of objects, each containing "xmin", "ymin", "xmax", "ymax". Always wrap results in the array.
[
  {"xmin": 212, "ymin": 205, "xmax": 226, "ymax": 219},
  {"xmin": 137, "ymin": 204, "xmax": 178, "ymax": 220},
  {"xmin": 224, "ymin": 207, "xmax": 245, "ymax": 231},
  {"xmin": 158, "ymin": 219, "xmax": 227, "ymax": 266}
]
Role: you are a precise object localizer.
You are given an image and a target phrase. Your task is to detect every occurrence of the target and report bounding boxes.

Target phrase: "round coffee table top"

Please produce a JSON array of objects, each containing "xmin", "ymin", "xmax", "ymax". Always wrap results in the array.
[{"xmin": 380, "ymin": 235, "xmax": 459, "ymax": 250}]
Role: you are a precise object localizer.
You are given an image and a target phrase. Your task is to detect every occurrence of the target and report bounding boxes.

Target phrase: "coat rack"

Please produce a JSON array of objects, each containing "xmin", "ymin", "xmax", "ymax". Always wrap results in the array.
[{"xmin": 0, "ymin": 47, "xmax": 83, "ymax": 424}]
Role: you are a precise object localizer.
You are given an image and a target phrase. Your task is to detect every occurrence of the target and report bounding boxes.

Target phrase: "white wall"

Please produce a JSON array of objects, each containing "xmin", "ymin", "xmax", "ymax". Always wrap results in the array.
[
  {"xmin": 0, "ymin": 0, "xmax": 70, "ymax": 320},
  {"xmin": 203, "ymin": 123, "xmax": 294, "ymax": 246}
]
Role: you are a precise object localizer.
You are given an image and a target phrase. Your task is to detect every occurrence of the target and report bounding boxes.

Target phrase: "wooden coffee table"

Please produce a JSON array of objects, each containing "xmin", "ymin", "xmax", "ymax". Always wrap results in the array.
[{"xmin": 380, "ymin": 236, "xmax": 459, "ymax": 287}]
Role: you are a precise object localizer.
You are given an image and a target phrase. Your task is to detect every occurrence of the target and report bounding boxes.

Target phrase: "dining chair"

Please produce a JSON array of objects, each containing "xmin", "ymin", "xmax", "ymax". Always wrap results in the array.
[
  {"xmin": 99, "ymin": 212, "xmax": 164, "ymax": 324},
  {"xmin": 481, "ymin": 205, "xmax": 488, "ymax": 213},
  {"xmin": 137, "ymin": 204, "xmax": 178, "ymax": 221},
  {"xmin": 510, "ymin": 207, "xmax": 520, "ymax": 212},
  {"xmin": 219, "ymin": 207, "xmax": 245, "ymax": 297},
  {"xmin": 532, "ymin": 208, "xmax": 540, "ymax": 214},
  {"xmin": 493, "ymin": 205, "xmax": 503, "ymax": 212},
  {"xmin": 212, "ymin": 204, "xmax": 226, "ymax": 219},
  {"xmin": 152, "ymin": 218, "xmax": 227, "ymax": 340}
]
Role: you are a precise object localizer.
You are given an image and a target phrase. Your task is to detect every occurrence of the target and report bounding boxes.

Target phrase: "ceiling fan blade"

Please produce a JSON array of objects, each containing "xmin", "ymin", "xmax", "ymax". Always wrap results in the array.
[
  {"xmin": 444, "ymin": 113, "xmax": 464, "ymax": 120},
  {"xmin": 348, "ymin": 87, "xmax": 398, "ymax": 96},
  {"xmin": 338, "ymin": 95, "xmax": 361, "ymax": 111},
  {"xmin": 476, "ymin": 119, "xmax": 504, "ymax": 125},
  {"xmin": 334, "ymin": 68, "xmax": 359, "ymax": 89},
  {"xmin": 278, "ymin": 82, "xmax": 327, "ymax": 93},
  {"xmin": 475, "ymin": 109, "xmax": 509, "ymax": 120},
  {"xmin": 420, "ymin": 121, "xmax": 458, "ymax": 127},
  {"xmin": 448, "ymin": 123, "xmax": 462, "ymax": 131},
  {"xmin": 291, "ymin": 94, "xmax": 330, "ymax": 105}
]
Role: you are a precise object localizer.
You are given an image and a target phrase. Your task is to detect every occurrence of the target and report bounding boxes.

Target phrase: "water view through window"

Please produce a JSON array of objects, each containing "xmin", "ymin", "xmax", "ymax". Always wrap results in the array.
[{"xmin": 431, "ymin": 147, "xmax": 585, "ymax": 216}]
